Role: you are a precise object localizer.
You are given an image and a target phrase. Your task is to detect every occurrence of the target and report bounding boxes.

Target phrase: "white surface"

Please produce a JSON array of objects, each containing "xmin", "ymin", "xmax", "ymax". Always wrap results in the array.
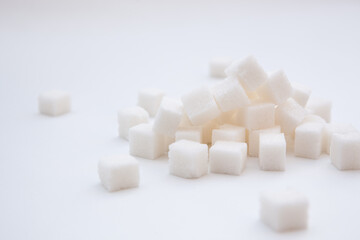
[{"xmin": 1, "ymin": 0, "xmax": 360, "ymax": 239}]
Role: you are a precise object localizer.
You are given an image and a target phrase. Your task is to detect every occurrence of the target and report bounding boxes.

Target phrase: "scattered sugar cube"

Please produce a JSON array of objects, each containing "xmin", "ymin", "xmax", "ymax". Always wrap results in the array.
[
  {"xmin": 225, "ymin": 56, "xmax": 268, "ymax": 92},
  {"xmin": 212, "ymin": 77, "xmax": 250, "ymax": 112},
  {"xmin": 330, "ymin": 132, "xmax": 360, "ymax": 170},
  {"xmin": 249, "ymin": 126, "xmax": 281, "ymax": 157},
  {"xmin": 137, "ymin": 88, "xmax": 165, "ymax": 117},
  {"xmin": 259, "ymin": 133, "xmax": 286, "ymax": 171},
  {"xmin": 295, "ymin": 122, "xmax": 323, "ymax": 159},
  {"xmin": 291, "ymin": 82, "xmax": 311, "ymax": 107},
  {"xmin": 181, "ymin": 86, "xmax": 221, "ymax": 125},
  {"xmin": 258, "ymin": 70, "xmax": 292, "ymax": 104},
  {"xmin": 175, "ymin": 127, "xmax": 202, "ymax": 143},
  {"xmin": 260, "ymin": 189, "xmax": 309, "ymax": 232},
  {"xmin": 153, "ymin": 97, "xmax": 183, "ymax": 137},
  {"xmin": 212, "ymin": 125, "xmax": 246, "ymax": 145},
  {"xmin": 129, "ymin": 123, "xmax": 166, "ymax": 160},
  {"xmin": 209, "ymin": 141, "xmax": 247, "ymax": 175},
  {"xmin": 276, "ymin": 98, "xmax": 307, "ymax": 136},
  {"xmin": 244, "ymin": 103, "xmax": 275, "ymax": 130},
  {"xmin": 169, "ymin": 140, "xmax": 208, "ymax": 179},
  {"xmin": 118, "ymin": 106, "xmax": 149, "ymax": 140},
  {"xmin": 38, "ymin": 90, "xmax": 71, "ymax": 116},
  {"xmin": 98, "ymin": 155, "xmax": 139, "ymax": 192},
  {"xmin": 209, "ymin": 57, "xmax": 233, "ymax": 78},
  {"xmin": 306, "ymin": 97, "xmax": 332, "ymax": 123},
  {"xmin": 323, "ymin": 123, "xmax": 356, "ymax": 154}
]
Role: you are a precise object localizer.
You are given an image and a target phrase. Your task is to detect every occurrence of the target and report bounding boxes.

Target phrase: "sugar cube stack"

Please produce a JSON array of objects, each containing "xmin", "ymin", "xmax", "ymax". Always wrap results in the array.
[{"xmin": 38, "ymin": 90, "xmax": 71, "ymax": 116}]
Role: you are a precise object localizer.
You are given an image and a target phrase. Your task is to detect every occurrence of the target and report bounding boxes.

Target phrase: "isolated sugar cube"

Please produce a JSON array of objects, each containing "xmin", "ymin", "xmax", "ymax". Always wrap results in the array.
[
  {"xmin": 181, "ymin": 86, "xmax": 221, "ymax": 125},
  {"xmin": 212, "ymin": 77, "xmax": 250, "ymax": 112},
  {"xmin": 225, "ymin": 56, "xmax": 267, "ymax": 92},
  {"xmin": 169, "ymin": 140, "xmax": 208, "ymax": 179},
  {"xmin": 248, "ymin": 126, "xmax": 281, "ymax": 157},
  {"xmin": 98, "ymin": 155, "xmax": 139, "ymax": 192},
  {"xmin": 209, "ymin": 57, "xmax": 233, "ymax": 78},
  {"xmin": 38, "ymin": 90, "xmax": 71, "ymax": 116},
  {"xmin": 118, "ymin": 106, "xmax": 149, "ymax": 140},
  {"xmin": 294, "ymin": 122, "xmax": 323, "ymax": 159},
  {"xmin": 258, "ymin": 70, "xmax": 292, "ymax": 105},
  {"xmin": 129, "ymin": 123, "xmax": 166, "ymax": 160},
  {"xmin": 306, "ymin": 97, "xmax": 332, "ymax": 123},
  {"xmin": 330, "ymin": 132, "xmax": 360, "ymax": 170},
  {"xmin": 276, "ymin": 98, "xmax": 307, "ymax": 136},
  {"xmin": 153, "ymin": 97, "xmax": 183, "ymax": 137},
  {"xmin": 291, "ymin": 82, "xmax": 311, "ymax": 107},
  {"xmin": 212, "ymin": 125, "xmax": 246, "ymax": 145},
  {"xmin": 175, "ymin": 127, "xmax": 202, "ymax": 143},
  {"xmin": 259, "ymin": 133, "xmax": 286, "ymax": 171},
  {"xmin": 244, "ymin": 103, "xmax": 275, "ymax": 130},
  {"xmin": 209, "ymin": 141, "xmax": 247, "ymax": 175},
  {"xmin": 260, "ymin": 189, "xmax": 309, "ymax": 232},
  {"xmin": 137, "ymin": 88, "xmax": 165, "ymax": 117},
  {"xmin": 323, "ymin": 123, "xmax": 356, "ymax": 154}
]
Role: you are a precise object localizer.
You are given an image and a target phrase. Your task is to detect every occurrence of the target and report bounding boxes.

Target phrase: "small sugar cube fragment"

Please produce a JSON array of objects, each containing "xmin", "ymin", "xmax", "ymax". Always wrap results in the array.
[
  {"xmin": 330, "ymin": 132, "xmax": 360, "ymax": 170},
  {"xmin": 244, "ymin": 103, "xmax": 275, "ymax": 130},
  {"xmin": 153, "ymin": 97, "xmax": 183, "ymax": 137},
  {"xmin": 291, "ymin": 82, "xmax": 311, "ymax": 107},
  {"xmin": 118, "ymin": 106, "xmax": 149, "ymax": 140},
  {"xmin": 258, "ymin": 70, "xmax": 292, "ymax": 105},
  {"xmin": 98, "ymin": 155, "xmax": 139, "ymax": 192},
  {"xmin": 294, "ymin": 122, "xmax": 323, "ymax": 159},
  {"xmin": 169, "ymin": 140, "xmax": 208, "ymax": 179},
  {"xmin": 181, "ymin": 86, "xmax": 221, "ymax": 125},
  {"xmin": 137, "ymin": 88, "xmax": 165, "ymax": 117},
  {"xmin": 38, "ymin": 90, "xmax": 71, "ymax": 116},
  {"xmin": 249, "ymin": 126, "xmax": 281, "ymax": 157},
  {"xmin": 175, "ymin": 127, "xmax": 202, "ymax": 143},
  {"xmin": 306, "ymin": 97, "xmax": 332, "ymax": 123},
  {"xmin": 212, "ymin": 77, "xmax": 250, "ymax": 112},
  {"xmin": 260, "ymin": 189, "xmax": 309, "ymax": 232},
  {"xmin": 259, "ymin": 133, "xmax": 286, "ymax": 171},
  {"xmin": 212, "ymin": 125, "xmax": 246, "ymax": 145},
  {"xmin": 209, "ymin": 57, "xmax": 233, "ymax": 78},
  {"xmin": 323, "ymin": 123, "xmax": 356, "ymax": 154},
  {"xmin": 210, "ymin": 141, "xmax": 247, "ymax": 175},
  {"xmin": 225, "ymin": 56, "xmax": 267, "ymax": 92},
  {"xmin": 129, "ymin": 123, "xmax": 166, "ymax": 160},
  {"xmin": 276, "ymin": 98, "xmax": 307, "ymax": 135}
]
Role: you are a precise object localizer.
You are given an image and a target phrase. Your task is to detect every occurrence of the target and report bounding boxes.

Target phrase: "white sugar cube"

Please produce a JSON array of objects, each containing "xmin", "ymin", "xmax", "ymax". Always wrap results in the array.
[
  {"xmin": 258, "ymin": 70, "xmax": 292, "ymax": 104},
  {"xmin": 129, "ymin": 123, "xmax": 166, "ymax": 160},
  {"xmin": 153, "ymin": 97, "xmax": 183, "ymax": 137},
  {"xmin": 330, "ymin": 132, "xmax": 360, "ymax": 170},
  {"xmin": 137, "ymin": 88, "xmax": 165, "ymax": 117},
  {"xmin": 38, "ymin": 90, "xmax": 71, "ymax": 116},
  {"xmin": 276, "ymin": 98, "xmax": 307, "ymax": 135},
  {"xmin": 244, "ymin": 103, "xmax": 275, "ymax": 130},
  {"xmin": 248, "ymin": 126, "xmax": 281, "ymax": 157},
  {"xmin": 260, "ymin": 189, "xmax": 309, "ymax": 232},
  {"xmin": 306, "ymin": 97, "xmax": 332, "ymax": 123},
  {"xmin": 323, "ymin": 123, "xmax": 356, "ymax": 154},
  {"xmin": 118, "ymin": 106, "xmax": 149, "ymax": 140},
  {"xmin": 175, "ymin": 127, "xmax": 202, "ymax": 143},
  {"xmin": 212, "ymin": 77, "xmax": 250, "ymax": 112},
  {"xmin": 181, "ymin": 86, "xmax": 221, "ymax": 125},
  {"xmin": 169, "ymin": 140, "xmax": 208, "ymax": 179},
  {"xmin": 209, "ymin": 141, "xmax": 247, "ymax": 175},
  {"xmin": 225, "ymin": 56, "xmax": 267, "ymax": 92},
  {"xmin": 291, "ymin": 82, "xmax": 311, "ymax": 107},
  {"xmin": 294, "ymin": 122, "xmax": 323, "ymax": 159},
  {"xmin": 259, "ymin": 133, "xmax": 286, "ymax": 171},
  {"xmin": 212, "ymin": 125, "xmax": 246, "ymax": 145},
  {"xmin": 98, "ymin": 155, "xmax": 139, "ymax": 192},
  {"xmin": 209, "ymin": 57, "xmax": 233, "ymax": 78}
]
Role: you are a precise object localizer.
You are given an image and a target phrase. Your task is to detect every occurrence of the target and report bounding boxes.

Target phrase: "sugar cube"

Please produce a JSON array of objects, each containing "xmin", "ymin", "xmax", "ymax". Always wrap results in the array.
[
  {"xmin": 244, "ymin": 103, "xmax": 275, "ymax": 130},
  {"xmin": 212, "ymin": 125, "xmax": 246, "ymax": 145},
  {"xmin": 330, "ymin": 132, "xmax": 360, "ymax": 170},
  {"xmin": 258, "ymin": 70, "xmax": 292, "ymax": 104},
  {"xmin": 118, "ymin": 106, "xmax": 149, "ymax": 140},
  {"xmin": 38, "ymin": 90, "xmax": 71, "ymax": 116},
  {"xmin": 306, "ymin": 97, "xmax": 332, "ymax": 123},
  {"xmin": 175, "ymin": 127, "xmax": 202, "ymax": 143},
  {"xmin": 276, "ymin": 98, "xmax": 307, "ymax": 135},
  {"xmin": 259, "ymin": 133, "xmax": 286, "ymax": 171},
  {"xmin": 248, "ymin": 126, "xmax": 281, "ymax": 157},
  {"xmin": 98, "ymin": 155, "xmax": 139, "ymax": 192},
  {"xmin": 168, "ymin": 140, "xmax": 208, "ymax": 179},
  {"xmin": 209, "ymin": 57, "xmax": 233, "ymax": 78},
  {"xmin": 323, "ymin": 123, "xmax": 356, "ymax": 154},
  {"xmin": 294, "ymin": 122, "xmax": 323, "ymax": 159},
  {"xmin": 209, "ymin": 141, "xmax": 247, "ymax": 175},
  {"xmin": 137, "ymin": 88, "xmax": 165, "ymax": 117},
  {"xmin": 291, "ymin": 82, "xmax": 311, "ymax": 107}
]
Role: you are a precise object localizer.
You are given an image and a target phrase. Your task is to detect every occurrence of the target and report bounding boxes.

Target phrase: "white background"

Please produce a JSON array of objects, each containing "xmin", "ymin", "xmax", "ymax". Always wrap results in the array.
[{"xmin": 1, "ymin": 0, "xmax": 360, "ymax": 239}]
